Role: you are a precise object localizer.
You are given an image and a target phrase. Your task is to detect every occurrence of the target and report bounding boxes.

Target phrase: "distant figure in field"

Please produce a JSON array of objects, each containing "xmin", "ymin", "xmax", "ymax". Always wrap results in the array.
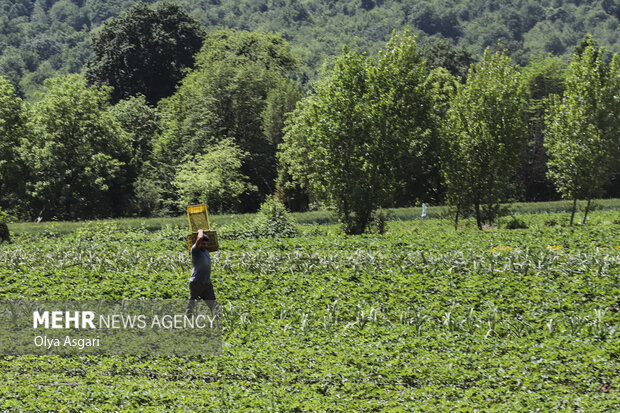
[{"xmin": 186, "ymin": 229, "xmax": 219, "ymax": 318}]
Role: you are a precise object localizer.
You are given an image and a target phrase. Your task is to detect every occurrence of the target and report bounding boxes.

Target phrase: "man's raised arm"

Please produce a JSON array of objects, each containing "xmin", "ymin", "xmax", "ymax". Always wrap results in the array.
[{"xmin": 194, "ymin": 229, "xmax": 204, "ymax": 248}]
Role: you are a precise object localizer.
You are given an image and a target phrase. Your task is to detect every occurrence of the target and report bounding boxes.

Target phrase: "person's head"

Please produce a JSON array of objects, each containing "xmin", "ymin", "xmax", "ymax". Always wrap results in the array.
[{"xmin": 199, "ymin": 234, "xmax": 209, "ymax": 251}]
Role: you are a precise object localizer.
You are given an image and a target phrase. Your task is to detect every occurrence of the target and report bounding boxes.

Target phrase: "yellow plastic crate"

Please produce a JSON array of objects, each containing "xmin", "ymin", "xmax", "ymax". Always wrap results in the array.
[
  {"xmin": 187, "ymin": 204, "xmax": 210, "ymax": 232},
  {"xmin": 186, "ymin": 231, "xmax": 219, "ymax": 253},
  {"xmin": 186, "ymin": 204, "xmax": 218, "ymax": 252}
]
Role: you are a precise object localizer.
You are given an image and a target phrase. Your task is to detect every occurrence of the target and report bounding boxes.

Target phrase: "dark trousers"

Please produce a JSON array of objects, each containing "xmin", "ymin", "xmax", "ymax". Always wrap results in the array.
[{"xmin": 186, "ymin": 282, "xmax": 218, "ymax": 317}]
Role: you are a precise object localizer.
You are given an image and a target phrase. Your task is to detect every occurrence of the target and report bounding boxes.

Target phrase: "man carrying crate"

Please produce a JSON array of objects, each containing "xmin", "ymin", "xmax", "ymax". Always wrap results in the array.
[{"xmin": 186, "ymin": 229, "xmax": 219, "ymax": 318}]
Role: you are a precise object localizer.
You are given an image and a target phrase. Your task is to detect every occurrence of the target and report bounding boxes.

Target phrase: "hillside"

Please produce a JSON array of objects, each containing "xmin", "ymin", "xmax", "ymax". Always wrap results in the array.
[{"xmin": 1, "ymin": 0, "xmax": 620, "ymax": 99}]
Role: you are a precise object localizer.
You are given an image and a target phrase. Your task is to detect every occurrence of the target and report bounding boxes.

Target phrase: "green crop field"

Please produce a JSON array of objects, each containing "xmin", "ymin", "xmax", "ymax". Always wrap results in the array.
[{"xmin": 0, "ymin": 209, "xmax": 618, "ymax": 411}]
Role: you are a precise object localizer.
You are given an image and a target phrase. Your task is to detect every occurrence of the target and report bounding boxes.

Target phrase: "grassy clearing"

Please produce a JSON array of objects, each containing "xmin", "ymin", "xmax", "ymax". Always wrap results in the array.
[{"xmin": 7, "ymin": 198, "xmax": 620, "ymax": 235}]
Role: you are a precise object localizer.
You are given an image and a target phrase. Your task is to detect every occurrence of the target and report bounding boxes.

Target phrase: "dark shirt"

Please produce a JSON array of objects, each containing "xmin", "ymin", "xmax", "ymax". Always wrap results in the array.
[{"xmin": 190, "ymin": 245, "xmax": 211, "ymax": 284}]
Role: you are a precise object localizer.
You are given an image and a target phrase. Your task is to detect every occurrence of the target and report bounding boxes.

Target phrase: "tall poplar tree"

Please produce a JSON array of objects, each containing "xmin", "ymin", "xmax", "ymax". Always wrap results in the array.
[
  {"xmin": 443, "ymin": 49, "xmax": 527, "ymax": 230},
  {"xmin": 544, "ymin": 36, "xmax": 620, "ymax": 225}
]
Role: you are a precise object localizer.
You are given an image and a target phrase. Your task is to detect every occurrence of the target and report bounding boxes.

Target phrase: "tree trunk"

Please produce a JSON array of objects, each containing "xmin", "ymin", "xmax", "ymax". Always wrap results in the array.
[
  {"xmin": 475, "ymin": 202, "xmax": 482, "ymax": 230},
  {"xmin": 357, "ymin": 208, "xmax": 371, "ymax": 235},
  {"xmin": 569, "ymin": 197, "xmax": 577, "ymax": 226},
  {"xmin": 582, "ymin": 198, "xmax": 591, "ymax": 225}
]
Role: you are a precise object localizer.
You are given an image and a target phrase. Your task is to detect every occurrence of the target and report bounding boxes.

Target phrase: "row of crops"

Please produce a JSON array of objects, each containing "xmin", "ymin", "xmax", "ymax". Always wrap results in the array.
[{"xmin": 0, "ymin": 211, "xmax": 618, "ymax": 410}]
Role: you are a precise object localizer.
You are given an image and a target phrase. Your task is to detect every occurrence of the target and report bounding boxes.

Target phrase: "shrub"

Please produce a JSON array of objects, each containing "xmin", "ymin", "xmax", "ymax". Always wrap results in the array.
[
  {"xmin": 0, "ymin": 208, "xmax": 11, "ymax": 243},
  {"xmin": 370, "ymin": 209, "xmax": 394, "ymax": 234},
  {"xmin": 545, "ymin": 218, "xmax": 558, "ymax": 227},
  {"xmin": 251, "ymin": 198, "xmax": 298, "ymax": 238},
  {"xmin": 505, "ymin": 216, "xmax": 528, "ymax": 229}
]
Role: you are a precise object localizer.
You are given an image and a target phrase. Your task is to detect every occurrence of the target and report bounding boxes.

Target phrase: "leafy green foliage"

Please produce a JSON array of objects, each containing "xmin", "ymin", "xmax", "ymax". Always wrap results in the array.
[
  {"xmin": 109, "ymin": 95, "xmax": 160, "ymax": 174},
  {"xmin": 1, "ymin": 4, "xmax": 619, "ymax": 220},
  {"xmin": 0, "ymin": 206, "xmax": 10, "ymax": 243},
  {"xmin": 0, "ymin": 47, "xmax": 27, "ymax": 91},
  {"xmin": 23, "ymin": 74, "xmax": 131, "ymax": 220},
  {"xmin": 225, "ymin": 197, "xmax": 300, "ymax": 239},
  {"xmin": 443, "ymin": 49, "xmax": 527, "ymax": 229},
  {"xmin": 156, "ymin": 29, "xmax": 301, "ymax": 212},
  {"xmin": 2, "ymin": 0, "xmax": 620, "ymax": 99},
  {"xmin": 504, "ymin": 216, "xmax": 529, "ymax": 229},
  {"xmin": 107, "ymin": 95, "xmax": 162, "ymax": 216},
  {"xmin": 252, "ymin": 197, "xmax": 298, "ymax": 238},
  {"xmin": 0, "ymin": 76, "xmax": 29, "ymax": 216},
  {"xmin": 196, "ymin": 29, "xmax": 298, "ymax": 74},
  {"xmin": 280, "ymin": 45, "xmax": 373, "ymax": 234},
  {"xmin": 519, "ymin": 55, "xmax": 567, "ymax": 202},
  {"xmin": 544, "ymin": 36, "xmax": 620, "ymax": 225},
  {"xmin": 173, "ymin": 138, "xmax": 257, "ymax": 214},
  {"xmin": 281, "ymin": 31, "xmax": 438, "ymax": 234},
  {"xmin": 85, "ymin": 2, "xmax": 205, "ymax": 105},
  {"xmin": 369, "ymin": 208, "xmax": 394, "ymax": 234},
  {"xmin": 369, "ymin": 32, "xmax": 442, "ymax": 206},
  {"xmin": 419, "ymin": 38, "xmax": 475, "ymax": 80}
]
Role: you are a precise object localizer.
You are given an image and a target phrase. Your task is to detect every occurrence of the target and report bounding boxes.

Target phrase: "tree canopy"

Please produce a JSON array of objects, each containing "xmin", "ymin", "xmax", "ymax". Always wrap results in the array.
[
  {"xmin": 2, "ymin": 0, "xmax": 620, "ymax": 99},
  {"xmin": 442, "ymin": 49, "xmax": 527, "ymax": 229},
  {"xmin": 24, "ymin": 74, "xmax": 131, "ymax": 219},
  {"xmin": 0, "ymin": 76, "xmax": 29, "ymax": 214},
  {"xmin": 85, "ymin": 2, "xmax": 205, "ymax": 105},
  {"xmin": 154, "ymin": 29, "xmax": 301, "ymax": 213},
  {"xmin": 280, "ymin": 32, "xmax": 438, "ymax": 234},
  {"xmin": 1, "ymin": 4, "xmax": 619, "ymax": 221},
  {"xmin": 173, "ymin": 138, "xmax": 256, "ymax": 214},
  {"xmin": 544, "ymin": 36, "xmax": 620, "ymax": 224}
]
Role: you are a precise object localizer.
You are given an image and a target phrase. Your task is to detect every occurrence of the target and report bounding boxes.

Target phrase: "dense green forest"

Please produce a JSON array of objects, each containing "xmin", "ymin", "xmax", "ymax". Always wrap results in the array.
[
  {"xmin": 2, "ymin": 0, "xmax": 620, "ymax": 98},
  {"xmin": 0, "ymin": 1, "xmax": 619, "ymax": 230}
]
